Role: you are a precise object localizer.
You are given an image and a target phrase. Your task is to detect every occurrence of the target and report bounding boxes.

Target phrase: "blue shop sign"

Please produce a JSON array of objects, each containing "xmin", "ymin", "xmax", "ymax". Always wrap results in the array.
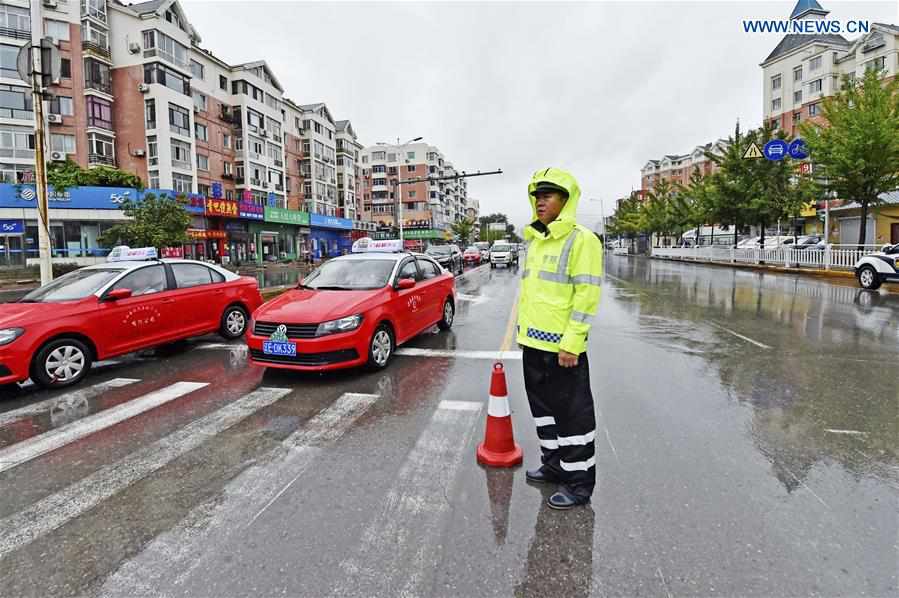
[
  {"xmin": 0, "ymin": 219, "xmax": 24, "ymax": 234},
  {"xmin": 310, "ymin": 214, "xmax": 353, "ymax": 230},
  {"xmin": 0, "ymin": 184, "xmax": 206, "ymax": 214}
]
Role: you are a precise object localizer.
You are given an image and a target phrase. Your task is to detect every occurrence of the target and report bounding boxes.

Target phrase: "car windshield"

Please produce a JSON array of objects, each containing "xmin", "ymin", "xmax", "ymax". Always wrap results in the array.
[
  {"xmin": 492, "ymin": 244, "xmax": 511, "ymax": 251},
  {"xmin": 427, "ymin": 246, "xmax": 452, "ymax": 255},
  {"xmin": 301, "ymin": 259, "xmax": 396, "ymax": 290},
  {"xmin": 20, "ymin": 268, "xmax": 123, "ymax": 303},
  {"xmin": 465, "ymin": 247, "xmax": 479, "ymax": 252}
]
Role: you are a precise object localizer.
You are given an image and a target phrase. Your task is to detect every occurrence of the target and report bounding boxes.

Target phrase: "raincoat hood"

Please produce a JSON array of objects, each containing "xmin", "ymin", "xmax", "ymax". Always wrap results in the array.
[{"xmin": 526, "ymin": 167, "xmax": 581, "ymax": 241}]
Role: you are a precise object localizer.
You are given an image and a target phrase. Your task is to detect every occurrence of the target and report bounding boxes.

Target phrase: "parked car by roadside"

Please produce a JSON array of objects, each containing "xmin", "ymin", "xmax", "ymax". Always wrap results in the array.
[
  {"xmin": 425, "ymin": 244, "xmax": 463, "ymax": 276},
  {"xmin": 854, "ymin": 244, "xmax": 899, "ymax": 290}
]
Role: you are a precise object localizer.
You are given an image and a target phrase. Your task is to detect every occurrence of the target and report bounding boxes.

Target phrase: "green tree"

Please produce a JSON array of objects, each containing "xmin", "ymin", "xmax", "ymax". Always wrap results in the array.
[
  {"xmin": 451, "ymin": 218, "xmax": 476, "ymax": 247},
  {"xmin": 678, "ymin": 167, "xmax": 715, "ymax": 243},
  {"xmin": 47, "ymin": 159, "xmax": 144, "ymax": 192},
  {"xmin": 706, "ymin": 122, "xmax": 759, "ymax": 247},
  {"xmin": 98, "ymin": 194, "xmax": 190, "ymax": 252},
  {"xmin": 800, "ymin": 69, "xmax": 899, "ymax": 247},
  {"xmin": 607, "ymin": 193, "xmax": 646, "ymax": 238}
]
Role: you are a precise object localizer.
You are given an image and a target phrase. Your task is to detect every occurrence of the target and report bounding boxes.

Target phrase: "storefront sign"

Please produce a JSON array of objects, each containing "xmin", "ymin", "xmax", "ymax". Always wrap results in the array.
[
  {"xmin": 310, "ymin": 214, "xmax": 353, "ymax": 230},
  {"xmin": 242, "ymin": 189, "xmax": 253, "ymax": 201},
  {"xmin": 187, "ymin": 228, "xmax": 227, "ymax": 240},
  {"xmin": 239, "ymin": 201, "xmax": 264, "ymax": 220},
  {"xmin": 265, "ymin": 206, "xmax": 310, "ymax": 226},
  {"xmin": 211, "ymin": 182, "xmax": 223, "ymax": 198},
  {"xmin": 205, "ymin": 199, "xmax": 239, "ymax": 218},
  {"xmin": 0, "ymin": 184, "xmax": 213, "ymax": 215},
  {"xmin": 225, "ymin": 221, "xmax": 248, "ymax": 233},
  {"xmin": 0, "ymin": 219, "xmax": 24, "ymax": 234},
  {"xmin": 402, "ymin": 228, "xmax": 444, "ymax": 240}
]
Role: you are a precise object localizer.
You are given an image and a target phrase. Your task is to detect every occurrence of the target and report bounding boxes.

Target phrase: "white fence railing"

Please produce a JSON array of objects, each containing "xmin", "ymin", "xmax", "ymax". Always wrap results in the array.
[{"xmin": 651, "ymin": 244, "xmax": 882, "ymax": 271}]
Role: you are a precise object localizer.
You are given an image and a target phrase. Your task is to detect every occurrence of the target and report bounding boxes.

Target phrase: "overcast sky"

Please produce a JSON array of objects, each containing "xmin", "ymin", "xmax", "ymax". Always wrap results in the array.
[{"xmin": 181, "ymin": 0, "xmax": 898, "ymax": 231}]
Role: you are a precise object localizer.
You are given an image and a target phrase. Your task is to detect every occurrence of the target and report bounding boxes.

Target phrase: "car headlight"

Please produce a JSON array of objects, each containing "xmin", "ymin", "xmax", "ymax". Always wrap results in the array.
[
  {"xmin": 315, "ymin": 314, "xmax": 362, "ymax": 337},
  {"xmin": 0, "ymin": 328, "xmax": 24, "ymax": 346}
]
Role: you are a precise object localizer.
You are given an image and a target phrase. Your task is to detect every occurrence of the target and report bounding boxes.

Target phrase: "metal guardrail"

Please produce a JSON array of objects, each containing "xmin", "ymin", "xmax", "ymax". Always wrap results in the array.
[{"xmin": 651, "ymin": 245, "xmax": 882, "ymax": 271}]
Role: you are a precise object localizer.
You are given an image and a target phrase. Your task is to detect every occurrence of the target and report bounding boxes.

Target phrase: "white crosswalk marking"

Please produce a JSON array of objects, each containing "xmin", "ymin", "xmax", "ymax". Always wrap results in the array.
[
  {"xmin": 0, "ymin": 386, "xmax": 292, "ymax": 561},
  {"xmin": 0, "ymin": 378, "xmax": 140, "ymax": 428},
  {"xmin": 0, "ymin": 381, "xmax": 208, "ymax": 474},
  {"xmin": 332, "ymin": 399, "xmax": 483, "ymax": 596},
  {"xmin": 97, "ymin": 392, "xmax": 380, "ymax": 596}
]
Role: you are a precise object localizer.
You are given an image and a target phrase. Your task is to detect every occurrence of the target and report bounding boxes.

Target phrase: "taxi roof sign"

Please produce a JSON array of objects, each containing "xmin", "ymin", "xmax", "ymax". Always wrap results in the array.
[
  {"xmin": 107, "ymin": 246, "xmax": 159, "ymax": 262},
  {"xmin": 352, "ymin": 237, "xmax": 404, "ymax": 253}
]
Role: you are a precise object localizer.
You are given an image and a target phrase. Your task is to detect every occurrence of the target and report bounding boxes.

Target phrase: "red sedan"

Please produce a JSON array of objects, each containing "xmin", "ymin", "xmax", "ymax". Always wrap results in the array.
[
  {"xmin": 0, "ymin": 255, "xmax": 262, "ymax": 389},
  {"xmin": 463, "ymin": 246, "xmax": 482, "ymax": 266},
  {"xmin": 247, "ymin": 249, "xmax": 456, "ymax": 372}
]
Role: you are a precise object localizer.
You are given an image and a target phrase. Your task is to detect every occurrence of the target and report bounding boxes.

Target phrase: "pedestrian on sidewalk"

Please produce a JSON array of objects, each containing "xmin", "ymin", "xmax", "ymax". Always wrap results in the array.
[{"xmin": 517, "ymin": 167, "xmax": 603, "ymax": 510}]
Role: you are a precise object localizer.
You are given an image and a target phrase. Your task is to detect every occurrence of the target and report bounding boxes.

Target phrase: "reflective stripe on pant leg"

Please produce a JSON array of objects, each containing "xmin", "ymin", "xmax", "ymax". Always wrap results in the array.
[
  {"xmin": 523, "ymin": 347, "xmax": 561, "ymax": 472},
  {"xmin": 547, "ymin": 352, "xmax": 596, "ymax": 496}
]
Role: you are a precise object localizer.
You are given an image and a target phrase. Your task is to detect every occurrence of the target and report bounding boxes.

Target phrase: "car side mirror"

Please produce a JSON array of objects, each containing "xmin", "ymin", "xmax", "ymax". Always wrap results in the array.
[
  {"xmin": 397, "ymin": 278, "xmax": 416, "ymax": 290},
  {"xmin": 105, "ymin": 288, "xmax": 133, "ymax": 301}
]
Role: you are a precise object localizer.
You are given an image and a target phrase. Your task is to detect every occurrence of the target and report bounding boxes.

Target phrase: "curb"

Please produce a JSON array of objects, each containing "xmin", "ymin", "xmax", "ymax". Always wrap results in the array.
[{"xmin": 649, "ymin": 256, "xmax": 857, "ymax": 280}]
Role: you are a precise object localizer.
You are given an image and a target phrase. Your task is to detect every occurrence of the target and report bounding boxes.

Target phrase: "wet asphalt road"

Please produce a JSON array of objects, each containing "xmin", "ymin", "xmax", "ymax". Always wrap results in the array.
[{"xmin": 0, "ymin": 257, "xmax": 896, "ymax": 597}]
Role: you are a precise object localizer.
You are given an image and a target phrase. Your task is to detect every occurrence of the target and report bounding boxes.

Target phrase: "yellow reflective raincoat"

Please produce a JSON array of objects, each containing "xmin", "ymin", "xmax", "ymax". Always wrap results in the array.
[{"xmin": 516, "ymin": 168, "xmax": 603, "ymax": 355}]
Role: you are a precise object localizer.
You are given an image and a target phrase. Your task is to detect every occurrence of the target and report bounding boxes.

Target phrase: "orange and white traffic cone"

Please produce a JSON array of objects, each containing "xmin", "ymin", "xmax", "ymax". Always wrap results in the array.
[{"xmin": 477, "ymin": 362, "xmax": 523, "ymax": 468}]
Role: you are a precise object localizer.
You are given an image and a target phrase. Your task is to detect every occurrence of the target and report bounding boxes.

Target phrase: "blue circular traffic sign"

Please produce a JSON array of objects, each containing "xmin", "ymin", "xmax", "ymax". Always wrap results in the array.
[
  {"xmin": 763, "ymin": 139, "xmax": 789, "ymax": 161},
  {"xmin": 789, "ymin": 138, "xmax": 809, "ymax": 160}
]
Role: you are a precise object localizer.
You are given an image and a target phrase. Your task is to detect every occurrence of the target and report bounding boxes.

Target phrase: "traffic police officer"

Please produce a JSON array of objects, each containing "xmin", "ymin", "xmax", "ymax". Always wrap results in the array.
[{"xmin": 517, "ymin": 167, "xmax": 602, "ymax": 510}]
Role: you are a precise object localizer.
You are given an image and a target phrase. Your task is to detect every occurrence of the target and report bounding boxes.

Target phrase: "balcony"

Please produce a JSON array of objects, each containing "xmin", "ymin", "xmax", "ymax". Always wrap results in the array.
[
  {"xmin": 0, "ymin": 27, "xmax": 30, "ymax": 41},
  {"xmin": 88, "ymin": 153, "xmax": 115, "ymax": 166},
  {"xmin": 172, "ymin": 159, "xmax": 191, "ymax": 170},
  {"xmin": 85, "ymin": 79, "xmax": 112, "ymax": 95},
  {"xmin": 273, "ymin": 159, "xmax": 284, "ymax": 168},
  {"xmin": 273, "ymin": 134, "xmax": 282, "ymax": 143},
  {"xmin": 274, "ymin": 184, "xmax": 284, "ymax": 192},
  {"xmin": 87, "ymin": 117, "xmax": 113, "ymax": 131},
  {"xmin": 250, "ymin": 178, "xmax": 262, "ymax": 186},
  {"xmin": 82, "ymin": 41, "xmax": 111, "ymax": 60}
]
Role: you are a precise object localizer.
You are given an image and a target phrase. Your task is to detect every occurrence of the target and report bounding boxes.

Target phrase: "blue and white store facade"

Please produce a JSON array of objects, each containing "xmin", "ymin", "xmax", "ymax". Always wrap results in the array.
[{"xmin": 309, "ymin": 214, "xmax": 354, "ymax": 260}]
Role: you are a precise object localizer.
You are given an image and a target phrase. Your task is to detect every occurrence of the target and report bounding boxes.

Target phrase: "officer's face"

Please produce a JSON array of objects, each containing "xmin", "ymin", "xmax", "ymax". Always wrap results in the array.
[{"xmin": 535, "ymin": 191, "xmax": 566, "ymax": 225}]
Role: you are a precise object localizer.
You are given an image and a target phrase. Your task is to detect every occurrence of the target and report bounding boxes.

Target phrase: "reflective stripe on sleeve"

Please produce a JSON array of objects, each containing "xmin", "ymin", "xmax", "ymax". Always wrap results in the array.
[
  {"xmin": 570, "ymin": 310, "xmax": 594, "ymax": 324},
  {"xmin": 538, "ymin": 271, "xmax": 571, "ymax": 284},
  {"xmin": 560, "ymin": 456, "xmax": 596, "ymax": 471},
  {"xmin": 557, "ymin": 430, "xmax": 596, "ymax": 446},
  {"xmin": 572, "ymin": 274, "xmax": 602, "ymax": 286},
  {"xmin": 533, "ymin": 416, "xmax": 556, "ymax": 427}
]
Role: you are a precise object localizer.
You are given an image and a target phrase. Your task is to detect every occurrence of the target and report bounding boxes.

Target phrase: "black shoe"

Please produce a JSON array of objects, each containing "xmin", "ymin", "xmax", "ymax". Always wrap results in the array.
[
  {"xmin": 547, "ymin": 488, "xmax": 590, "ymax": 510},
  {"xmin": 526, "ymin": 467, "xmax": 561, "ymax": 484}
]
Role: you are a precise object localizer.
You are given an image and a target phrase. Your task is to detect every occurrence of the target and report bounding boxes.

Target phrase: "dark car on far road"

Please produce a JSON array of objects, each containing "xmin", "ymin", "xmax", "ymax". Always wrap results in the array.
[{"xmin": 426, "ymin": 244, "xmax": 463, "ymax": 276}]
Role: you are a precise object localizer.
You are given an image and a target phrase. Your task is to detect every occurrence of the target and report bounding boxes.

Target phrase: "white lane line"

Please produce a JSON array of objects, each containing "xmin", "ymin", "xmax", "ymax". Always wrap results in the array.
[
  {"xmin": 707, "ymin": 321, "xmax": 772, "ymax": 350},
  {"xmin": 0, "ymin": 378, "xmax": 140, "ymax": 428},
  {"xmin": 456, "ymin": 293, "xmax": 489, "ymax": 304},
  {"xmin": 332, "ymin": 399, "xmax": 483, "ymax": 597},
  {"xmin": 395, "ymin": 348, "xmax": 522, "ymax": 360},
  {"xmin": 657, "ymin": 567, "xmax": 673, "ymax": 598},
  {"xmin": 438, "ymin": 400, "xmax": 482, "ymax": 411},
  {"xmin": 603, "ymin": 427, "xmax": 620, "ymax": 465},
  {"xmin": 824, "ymin": 429, "xmax": 867, "ymax": 436},
  {"xmin": 0, "ymin": 381, "xmax": 208, "ymax": 474},
  {"xmin": 0, "ymin": 386, "xmax": 291, "ymax": 561},
  {"xmin": 98, "ymin": 391, "xmax": 379, "ymax": 595},
  {"xmin": 780, "ymin": 463, "xmax": 830, "ymax": 509}
]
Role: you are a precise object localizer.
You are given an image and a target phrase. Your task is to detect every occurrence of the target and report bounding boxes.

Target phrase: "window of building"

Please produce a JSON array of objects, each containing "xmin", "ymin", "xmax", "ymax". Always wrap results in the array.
[
  {"xmin": 372, "ymin": 151, "xmax": 385, "ymax": 161},
  {"xmin": 195, "ymin": 122, "xmax": 208, "ymax": 142},
  {"xmin": 866, "ymin": 56, "xmax": 886, "ymax": 72},
  {"xmin": 387, "ymin": 166, "xmax": 397, "ymax": 175},
  {"xmin": 60, "ymin": 58, "xmax": 70, "ymax": 79},
  {"xmin": 809, "ymin": 55, "xmax": 822, "ymax": 71},
  {"xmin": 148, "ymin": 170, "xmax": 159, "ymax": 188},
  {"xmin": 0, "ymin": 5, "xmax": 30, "ymax": 32},
  {"xmin": 173, "ymin": 173, "xmax": 193, "ymax": 193},
  {"xmin": 407, "ymin": 151, "xmax": 415, "ymax": 160},
  {"xmin": 88, "ymin": 133, "xmax": 114, "ymax": 161},
  {"xmin": 144, "ymin": 99, "xmax": 156, "ymax": 129},
  {"xmin": 190, "ymin": 59, "xmax": 204, "ymax": 80},
  {"xmin": 197, "ymin": 183, "xmax": 210, "ymax": 197},
  {"xmin": 49, "ymin": 96, "xmax": 74, "ymax": 116},
  {"xmin": 771, "ymin": 74, "xmax": 781, "ymax": 90},
  {"xmin": 168, "ymin": 102, "xmax": 190, "ymax": 136},
  {"xmin": 82, "ymin": 0, "xmax": 107, "ymax": 23},
  {"xmin": 387, "ymin": 153, "xmax": 397, "ymax": 162},
  {"xmin": 87, "ymin": 96, "xmax": 112, "ymax": 129},
  {"xmin": 809, "ymin": 102, "xmax": 820, "ymax": 117},
  {"xmin": 82, "ymin": 21, "xmax": 108, "ymax": 50},
  {"xmin": 406, "ymin": 164, "xmax": 416, "ymax": 172},
  {"xmin": 219, "ymin": 74, "xmax": 227, "ymax": 90},
  {"xmin": 192, "ymin": 90, "xmax": 206, "ymax": 112},
  {"xmin": 171, "ymin": 139, "xmax": 191, "ymax": 169},
  {"xmin": 142, "ymin": 29, "xmax": 189, "ymax": 67},
  {"xmin": 408, "ymin": 190, "xmax": 416, "ymax": 198},
  {"xmin": 147, "ymin": 135, "xmax": 157, "ymax": 166},
  {"xmin": 794, "ymin": 90, "xmax": 802, "ymax": 104},
  {"xmin": 0, "ymin": 127, "xmax": 34, "ymax": 159},
  {"xmin": 0, "ymin": 45, "xmax": 20, "ymax": 80},
  {"xmin": 224, "ymin": 161, "xmax": 233, "ymax": 175},
  {"xmin": 222, "ymin": 133, "xmax": 231, "ymax": 149},
  {"xmin": 809, "ymin": 78, "xmax": 823, "ymax": 93},
  {"xmin": 793, "ymin": 112, "xmax": 801, "ymax": 123},
  {"xmin": 197, "ymin": 153, "xmax": 209, "ymax": 171},
  {"xmin": 45, "ymin": 20, "xmax": 70, "ymax": 41},
  {"xmin": 794, "ymin": 66, "xmax": 803, "ymax": 81},
  {"xmin": 372, "ymin": 165, "xmax": 385, "ymax": 173},
  {"xmin": 0, "ymin": 85, "xmax": 33, "ymax": 119},
  {"xmin": 144, "ymin": 63, "xmax": 190, "ymax": 96},
  {"xmin": 313, "ymin": 121, "xmax": 322, "ymax": 134},
  {"xmin": 84, "ymin": 58, "xmax": 111, "ymax": 94}
]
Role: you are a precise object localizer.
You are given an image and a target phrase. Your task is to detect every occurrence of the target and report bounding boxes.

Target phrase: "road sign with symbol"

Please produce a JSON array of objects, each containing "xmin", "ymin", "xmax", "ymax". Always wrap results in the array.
[
  {"xmin": 743, "ymin": 143, "xmax": 763, "ymax": 159},
  {"xmin": 799, "ymin": 162, "xmax": 813, "ymax": 175},
  {"xmin": 789, "ymin": 138, "xmax": 809, "ymax": 160},
  {"xmin": 763, "ymin": 140, "xmax": 789, "ymax": 161}
]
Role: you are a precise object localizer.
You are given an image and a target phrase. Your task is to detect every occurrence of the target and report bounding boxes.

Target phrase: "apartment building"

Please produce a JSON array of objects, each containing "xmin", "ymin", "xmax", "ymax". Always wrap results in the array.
[
  {"xmin": 335, "ymin": 119, "xmax": 361, "ymax": 222},
  {"xmin": 762, "ymin": 0, "xmax": 899, "ymax": 137},
  {"xmin": 640, "ymin": 140, "xmax": 727, "ymax": 193}
]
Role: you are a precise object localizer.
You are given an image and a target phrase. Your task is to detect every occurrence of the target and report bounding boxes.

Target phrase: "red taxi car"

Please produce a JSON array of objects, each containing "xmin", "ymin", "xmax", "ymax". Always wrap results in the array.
[
  {"xmin": 0, "ymin": 249, "xmax": 262, "ymax": 389},
  {"xmin": 247, "ymin": 240, "xmax": 456, "ymax": 372}
]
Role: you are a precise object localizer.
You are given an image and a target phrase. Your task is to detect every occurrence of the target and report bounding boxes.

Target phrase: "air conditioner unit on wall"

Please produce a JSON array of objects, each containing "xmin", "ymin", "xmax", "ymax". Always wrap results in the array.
[
  {"xmin": 131, "ymin": 149, "xmax": 146, "ymax": 157},
  {"xmin": 43, "ymin": 0, "xmax": 59, "ymax": 8},
  {"xmin": 138, "ymin": 83, "xmax": 149, "ymax": 93},
  {"xmin": 128, "ymin": 42, "xmax": 141, "ymax": 54},
  {"xmin": 47, "ymin": 114, "xmax": 63, "ymax": 124},
  {"xmin": 49, "ymin": 151, "xmax": 66, "ymax": 161}
]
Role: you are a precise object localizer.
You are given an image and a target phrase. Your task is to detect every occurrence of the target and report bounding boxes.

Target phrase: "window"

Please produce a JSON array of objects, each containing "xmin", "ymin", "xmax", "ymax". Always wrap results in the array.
[
  {"xmin": 84, "ymin": 58, "xmax": 111, "ymax": 94},
  {"xmin": 372, "ymin": 165, "xmax": 385, "ymax": 173},
  {"xmin": 387, "ymin": 153, "xmax": 397, "ymax": 162},
  {"xmin": 171, "ymin": 139, "xmax": 191, "ymax": 169},
  {"xmin": 148, "ymin": 170, "xmax": 159, "ymax": 188},
  {"xmin": 406, "ymin": 165, "xmax": 416, "ymax": 172},
  {"xmin": 809, "ymin": 55, "xmax": 822, "ymax": 71},
  {"xmin": 60, "ymin": 58, "xmax": 70, "ymax": 79},
  {"xmin": 223, "ymin": 161, "xmax": 233, "ymax": 175},
  {"xmin": 866, "ymin": 56, "xmax": 886, "ymax": 72},
  {"xmin": 142, "ymin": 30, "xmax": 189, "ymax": 67},
  {"xmin": 168, "ymin": 103, "xmax": 190, "ymax": 136},
  {"xmin": 793, "ymin": 112, "xmax": 801, "ymax": 123},
  {"xmin": 190, "ymin": 59, "xmax": 204, "ymax": 80},
  {"xmin": 172, "ymin": 264, "xmax": 216, "ymax": 288},
  {"xmin": 771, "ymin": 75, "xmax": 781, "ymax": 90},
  {"xmin": 195, "ymin": 123, "xmax": 208, "ymax": 142},
  {"xmin": 196, "ymin": 153, "xmax": 209, "ymax": 171},
  {"xmin": 49, "ymin": 96, "xmax": 74, "ymax": 116},
  {"xmin": 87, "ymin": 96, "xmax": 112, "ymax": 129},
  {"xmin": 192, "ymin": 90, "xmax": 206, "ymax": 112},
  {"xmin": 145, "ymin": 99, "xmax": 156, "ymax": 129},
  {"xmin": 147, "ymin": 135, "xmax": 157, "ymax": 166},
  {"xmin": 144, "ymin": 63, "xmax": 190, "ymax": 96},
  {"xmin": 112, "ymin": 266, "xmax": 166, "ymax": 297},
  {"xmin": 0, "ymin": 85, "xmax": 33, "ymax": 119},
  {"xmin": 198, "ymin": 183, "xmax": 210, "ymax": 197},
  {"xmin": 88, "ymin": 133, "xmax": 114, "ymax": 160},
  {"xmin": 82, "ymin": 0, "xmax": 107, "ymax": 23},
  {"xmin": 809, "ymin": 79, "xmax": 823, "ymax": 93},
  {"xmin": 0, "ymin": 127, "xmax": 35, "ymax": 159},
  {"xmin": 794, "ymin": 90, "xmax": 802, "ymax": 104},
  {"xmin": 407, "ymin": 151, "xmax": 415, "ymax": 160},
  {"xmin": 408, "ymin": 190, "xmax": 416, "ymax": 198},
  {"xmin": 313, "ymin": 121, "xmax": 322, "ymax": 134},
  {"xmin": 809, "ymin": 102, "xmax": 820, "ymax": 117},
  {"xmin": 0, "ymin": 5, "xmax": 30, "ymax": 32},
  {"xmin": 172, "ymin": 173, "xmax": 193, "ymax": 193},
  {"xmin": 219, "ymin": 74, "xmax": 227, "ymax": 90},
  {"xmin": 45, "ymin": 20, "xmax": 71, "ymax": 41},
  {"xmin": 81, "ymin": 21, "xmax": 108, "ymax": 49},
  {"xmin": 0, "ymin": 45, "xmax": 18, "ymax": 80},
  {"xmin": 794, "ymin": 66, "xmax": 803, "ymax": 81},
  {"xmin": 222, "ymin": 133, "xmax": 231, "ymax": 149}
]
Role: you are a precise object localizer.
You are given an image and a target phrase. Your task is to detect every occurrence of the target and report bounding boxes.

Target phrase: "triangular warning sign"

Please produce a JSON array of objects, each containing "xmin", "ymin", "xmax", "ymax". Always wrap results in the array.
[{"xmin": 743, "ymin": 143, "xmax": 763, "ymax": 159}]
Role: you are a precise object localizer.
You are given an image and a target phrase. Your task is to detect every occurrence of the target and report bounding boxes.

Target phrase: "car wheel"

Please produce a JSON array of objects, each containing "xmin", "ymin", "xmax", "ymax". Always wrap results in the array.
[
  {"xmin": 220, "ymin": 305, "xmax": 249, "ymax": 340},
  {"xmin": 438, "ymin": 298, "xmax": 455, "ymax": 331},
  {"xmin": 32, "ymin": 338, "xmax": 93, "ymax": 389},
  {"xmin": 367, "ymin": 324, "xmax": 394, "ymax": 370},
  {"xmin": 857, "ymin": 265, "xmax": 882, "ymax": 290}
]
